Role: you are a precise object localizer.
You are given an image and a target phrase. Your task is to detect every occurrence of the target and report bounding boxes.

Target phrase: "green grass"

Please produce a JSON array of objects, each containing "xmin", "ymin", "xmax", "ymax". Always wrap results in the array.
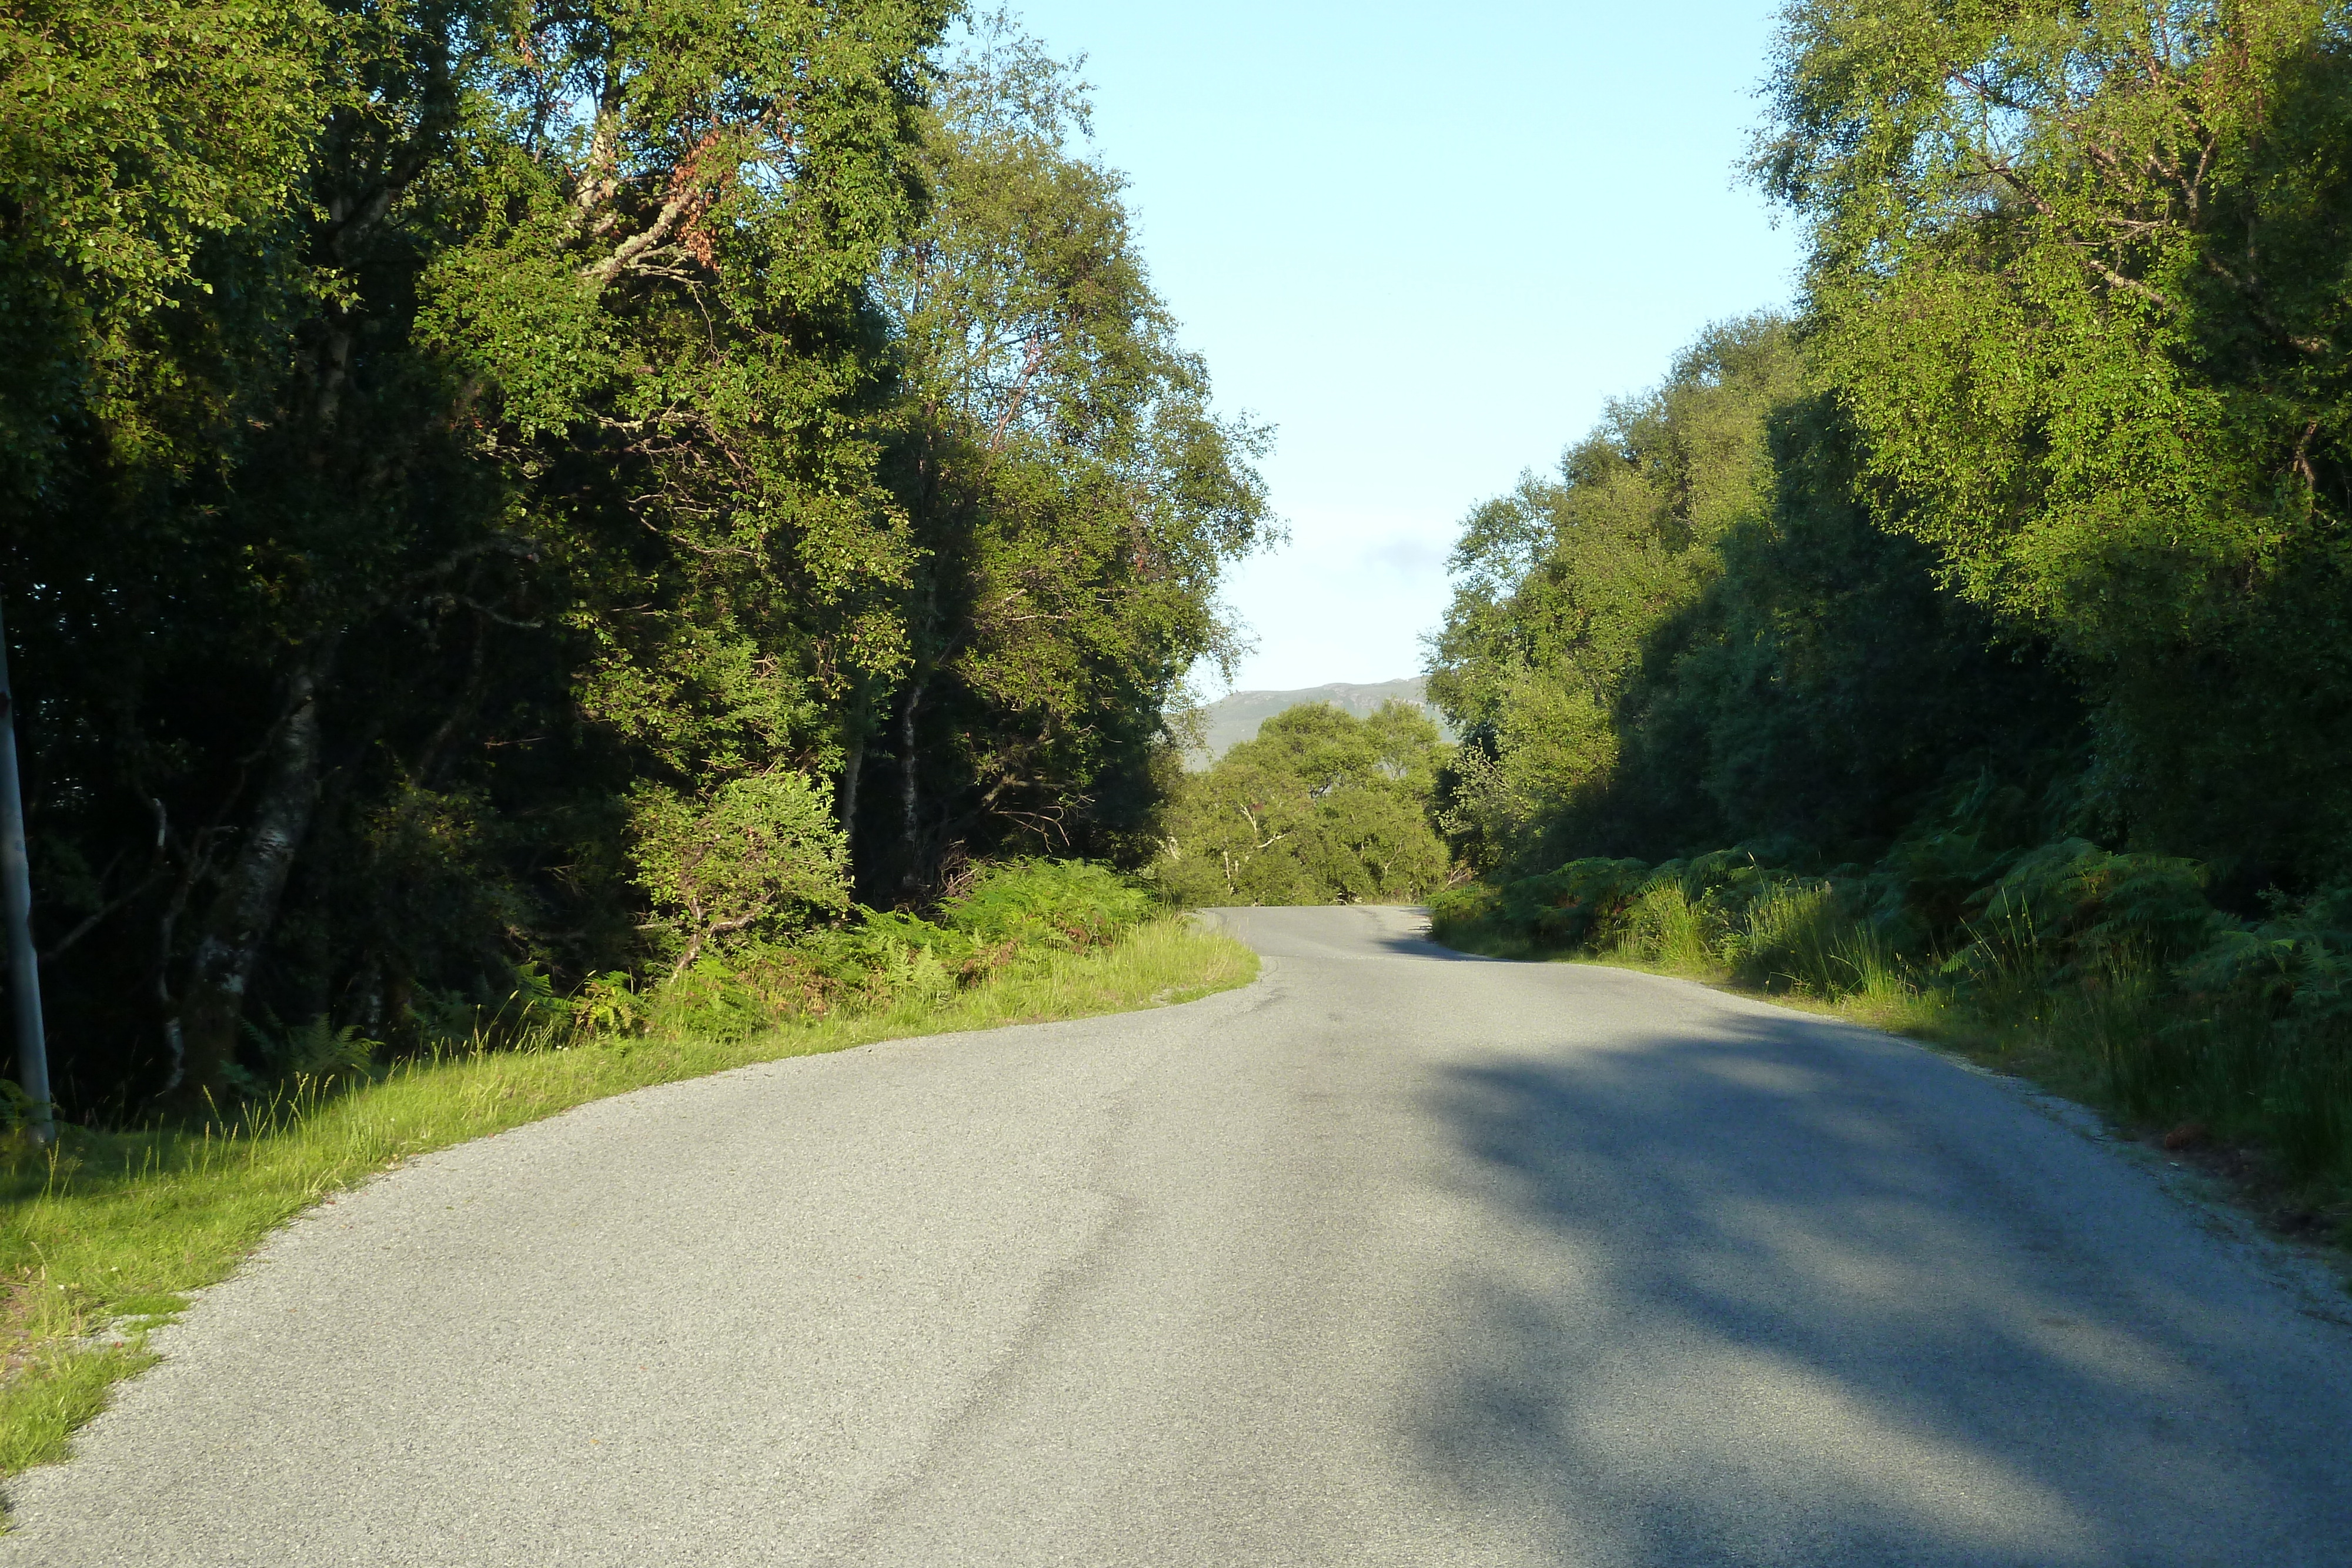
[{"xmin": 0, "ymin": 915, "xmax": 1257, "ymax": 1489}]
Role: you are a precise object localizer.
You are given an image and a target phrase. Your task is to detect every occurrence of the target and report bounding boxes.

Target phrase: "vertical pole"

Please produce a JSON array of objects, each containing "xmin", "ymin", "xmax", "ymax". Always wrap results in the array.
[{"xmin": 0, "ymin": 596, "xmax": 51, "ymax": 1142}]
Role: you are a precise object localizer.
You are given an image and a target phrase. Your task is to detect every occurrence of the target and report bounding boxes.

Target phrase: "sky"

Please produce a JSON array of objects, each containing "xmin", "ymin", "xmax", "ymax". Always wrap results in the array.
[{"xmin": 995, "ymin": 0, "xmax": 1807, "ymax": 694}]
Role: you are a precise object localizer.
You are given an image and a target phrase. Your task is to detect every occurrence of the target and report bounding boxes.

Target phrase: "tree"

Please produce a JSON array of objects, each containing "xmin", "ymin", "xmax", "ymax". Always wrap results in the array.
[
  {"xmin": 0, "ymin": 0, "xmax": 954, "ymax": 1109},
  {"xmin": 1426, "ymin": 317, "xmax": 1803, "ymax": 870},
  {"xmin": 1757, "ymin": 0, "xmax": 2352, "ymax": 876},
  {"xmin": 1154, "ymin": 703, "xmax": 1454, "ymax": 905},
  {"xmin": 0, "ymin": 4, "xmax": 1280, "ymax": 1118},
  {"xmin": 631, "ymin": 773, "xmax": 850, "ymax": 972},
  {"xmin": 1425, "ymin": 317, "xmax": 2082, "ymax": 876},
  {"xmin": 864, "ymin": 20, "xmax": 1274, "ymax": 898}
]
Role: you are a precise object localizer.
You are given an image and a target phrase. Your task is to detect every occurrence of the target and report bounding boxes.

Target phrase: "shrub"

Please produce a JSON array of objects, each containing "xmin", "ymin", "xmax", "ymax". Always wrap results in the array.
[
  {"xmin": 228, "ymin": 1014, "xmax": 383, "ymax": 1097},
  {"xmin": 1426, "ymin": 881, "xmax": 1500, "ymax": 939},
  {"xmin": 942, "ymin": 859, "xmax": 1152, "ymax": 951},
  {"xmin": 1435, "ymin": 840, "xmax": 2352, "ymax": 1196},
  {"xmin": 1723, "ymin": 880, "xmax": 1846, "ymax": 992},
  {"xmin": 589, "ymin": 859, "xmax": 1157, "ymax": 1043},
  {"xmin": 1492, "ymin": 857, "xmax": 1654, "ymax": 948},
  {"xmin": 629, "ymin": 772, "xmax": 850, "ymax": 969}
]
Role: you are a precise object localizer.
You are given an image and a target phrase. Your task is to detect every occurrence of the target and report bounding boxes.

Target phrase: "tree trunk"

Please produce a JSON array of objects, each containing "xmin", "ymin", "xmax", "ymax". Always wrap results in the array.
[
  {"xmin": 171, "ymin": 638, "xmax": 338, "ymax": 1108},
  {"xmin": 898, "ymin": 672, "xmax": 927, "ymax": 894},
  {"xmin": 840, "ymin": 735, "xmax": 864, "ymax": 834},
  {"xmin": 0, "ymin": 596, "xmax": 51, "ymax": 1139}
]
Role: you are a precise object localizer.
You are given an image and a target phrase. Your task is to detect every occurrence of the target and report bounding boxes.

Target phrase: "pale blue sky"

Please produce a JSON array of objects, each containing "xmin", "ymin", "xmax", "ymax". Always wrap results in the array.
[{"xmin": 998, "ymin": 1, "xmax": 1804, "ymax": 692}]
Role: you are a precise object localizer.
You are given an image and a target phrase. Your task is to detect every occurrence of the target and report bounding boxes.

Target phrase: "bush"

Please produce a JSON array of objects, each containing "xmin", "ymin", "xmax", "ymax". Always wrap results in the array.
[
  {"xmin": 1723, "ymin": 880, "xmax": 1846, "ymax": 992},
  {"xmin": 1490, "ymin": 857, "xmax": 1654, "ymax": 948},
  {"xmin": 629, "ymin": 772, "xmax": 851, "ymax": 969},
  {"xmin": 1617, "ymin": 881, "xmax": 1718, "ymax": 971},
  {"xmin": 941, "ymin": 859, "xmax": 1152, "ymax": 951},
  {"xmin": 600, "ymin": 859, "xmax": 1157, "ymax": 1043}
]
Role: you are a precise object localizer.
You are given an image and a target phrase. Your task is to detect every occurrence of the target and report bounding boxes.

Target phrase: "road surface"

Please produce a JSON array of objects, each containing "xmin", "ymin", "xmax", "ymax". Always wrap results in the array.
[{"xmin": 8, "ymin": 905, "xmax": 2351, "ymax": 1565}]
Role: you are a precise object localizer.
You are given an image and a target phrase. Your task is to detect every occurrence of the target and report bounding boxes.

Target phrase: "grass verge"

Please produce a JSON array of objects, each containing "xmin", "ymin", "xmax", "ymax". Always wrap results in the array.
[{"xmin": 0, "ymin": 915, "xmax": 1256, "ymax": 1490}]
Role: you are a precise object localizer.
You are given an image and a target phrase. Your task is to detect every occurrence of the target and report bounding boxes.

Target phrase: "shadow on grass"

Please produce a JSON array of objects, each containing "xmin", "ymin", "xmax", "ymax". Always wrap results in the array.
[{"xmin": 2, "ymin": 1078, "xmax": 380, "ymax": 1207}]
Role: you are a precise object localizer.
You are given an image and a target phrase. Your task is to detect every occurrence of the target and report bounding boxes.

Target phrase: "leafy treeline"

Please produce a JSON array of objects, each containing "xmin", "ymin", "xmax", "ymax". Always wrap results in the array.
[
  {"xmin": 0, "ymin": 5, "xmax": 1268, "ymax": 1116},
  {"xmin": 1150, "ymin": 701, "xmax": 1452, "ymax": 907},
  {"xmin": 1429, "ymin": 0, "xmax": 2352, "ymax": 1193},
  {"xmin": 1431, "ymin": 316, "xmax": 2079, "ymax": 868},
  {"xmin": 1430, "ymin": 310, "xmax": 2079, "ymax": 865}
]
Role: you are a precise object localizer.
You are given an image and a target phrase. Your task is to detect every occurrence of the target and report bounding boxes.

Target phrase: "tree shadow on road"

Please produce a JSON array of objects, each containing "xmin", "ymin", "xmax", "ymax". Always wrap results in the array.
[{"xmin": 1405, "ymin": 1007, "xmax": 2352, "ymax": 1567}]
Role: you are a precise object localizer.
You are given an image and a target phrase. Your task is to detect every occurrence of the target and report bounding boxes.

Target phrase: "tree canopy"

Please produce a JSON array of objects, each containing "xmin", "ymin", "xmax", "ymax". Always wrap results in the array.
[
  {"xmin": 0, "ymin": 8, "xmax": 1270, "ymax": 1114},
  {"xmin": 1758, "ymin": 0, "xmax": 2352, "ymax": 872},
  {"xmin": 1151, "ymin": 702, "xmax": 1454, "ymax": 907},
  {"xmin": 1435, "ymin": 0, "xmax": 2352, "ymax": 901}
]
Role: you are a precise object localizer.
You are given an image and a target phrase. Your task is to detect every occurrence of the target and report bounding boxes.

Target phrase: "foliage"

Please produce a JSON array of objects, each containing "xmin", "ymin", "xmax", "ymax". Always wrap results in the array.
[
  {"xmin": 0, "ymin": 9, "xmax": 1268, "ymax": 1116},
  {"xmin": 627, "ymin": 856, "xmax": 1157, "ymax": 1039},
  {"xmin": 630, "ymin": 773, "xmax": 851, "ymax": 969},
  {"xmin": 1151, "ymin": 702, "xmax": 1455, "ymax": 906},
  {"xmin": 1428, "ymin": 317, "xmax": 1806, "ymax": 865},
  {"xmin": 856, "ymin": 19, "xmax": 1275, "ymax": 898},
  {"xmin": 0, "ymin": 0, "xmax": 329, "ymax": 479},
  {"xmin": 940, "ymin": 857, "xmax": 1154, "ymax": 951},
  {"xmin": 236, "ymin": 1015, "xmax": 381, "ymax": 1087},
  {"xmin": 1429, "ymin": 316, "xmax": 2083, "ymax": 880},
  {"xmin": 1758, "ymin": 0, "xmax": 2352, "ymax": 872}
]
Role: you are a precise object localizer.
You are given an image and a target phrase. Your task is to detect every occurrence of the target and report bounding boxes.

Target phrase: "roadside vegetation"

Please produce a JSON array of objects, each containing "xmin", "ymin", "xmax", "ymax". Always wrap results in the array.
[
  {"xmin": 1432, "ymin": 853, "xmax": 2352, "ymax": 1241},
  {"xmin": 0, "ymin": 864, "xmax": 1255, "ymax": 1484},
  {"xmin": 1147, "ymin": 702, "xmax": 1456, "ymax": 906},
  {"xmin": 1426, "ymin": 0, "xmax": 2352, "ymax": 1243},
  {"xmin": 0, "ymin": 10, "xmax": 1269, "ymax": 1124}
]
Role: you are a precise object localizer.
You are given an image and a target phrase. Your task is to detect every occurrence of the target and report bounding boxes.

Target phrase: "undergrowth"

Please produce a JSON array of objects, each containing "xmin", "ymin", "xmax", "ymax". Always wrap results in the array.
[{"xmin": 0, "ymin": 876, "xmax": 1252, "ymax": 1496}]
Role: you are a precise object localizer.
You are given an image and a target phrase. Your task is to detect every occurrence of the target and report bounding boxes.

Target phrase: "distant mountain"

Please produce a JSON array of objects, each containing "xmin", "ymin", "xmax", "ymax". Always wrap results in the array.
[{"xmin": 1185, "ymin": 677, "xmax": 1451, "ymax": 768}]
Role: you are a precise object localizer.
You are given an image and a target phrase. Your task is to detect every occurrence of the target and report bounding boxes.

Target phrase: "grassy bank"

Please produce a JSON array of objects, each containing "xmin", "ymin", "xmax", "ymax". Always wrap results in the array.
[
  {"xmin": 1434, "ymin": 868, "xmax": 2352, "ymax": 1260},
  {"xmin": 0, "ymin": 914, "xmax": 1257, "ymax": 1486}
]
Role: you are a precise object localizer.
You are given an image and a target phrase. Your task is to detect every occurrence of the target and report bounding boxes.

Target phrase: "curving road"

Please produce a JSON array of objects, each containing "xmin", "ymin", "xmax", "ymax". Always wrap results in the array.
[{"xmin": 8, "ymin": 906, "xmax": 2352, "ymax": 1566}]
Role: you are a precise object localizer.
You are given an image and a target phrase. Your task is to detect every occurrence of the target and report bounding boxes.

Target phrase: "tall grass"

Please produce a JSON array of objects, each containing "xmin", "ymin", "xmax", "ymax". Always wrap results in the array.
[
  {"xmin": 1957, "ymin": 935, "xmax": 2352, "ymax": 1189},
  {"xmin": 1725, "ymin": 881, "xmax": 1845, "ymax": 992},
  {"xmin": 0, "ymin": 915, "xmax": 1256, "ymax": 1488},
  {"xmin": 1616, "ymin": 881, "xmax": 1716, "ymax": 972},
  {"xmin": 1828, "ymin": 924, "xmax": 1914, "ymax": 1009}
]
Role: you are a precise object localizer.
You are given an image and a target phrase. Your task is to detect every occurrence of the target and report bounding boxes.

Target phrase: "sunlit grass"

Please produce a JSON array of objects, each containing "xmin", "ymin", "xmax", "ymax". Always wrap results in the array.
[{"xmin": 0, "ymin": 915, "xmax": 1257, "ymax": 1490}]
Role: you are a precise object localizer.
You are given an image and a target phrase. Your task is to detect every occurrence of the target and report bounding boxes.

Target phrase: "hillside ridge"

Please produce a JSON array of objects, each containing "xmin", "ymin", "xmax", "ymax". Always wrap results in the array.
[{"xmin": 1188, "ymin": 677, "xmax": 1446, "ymax": 766}]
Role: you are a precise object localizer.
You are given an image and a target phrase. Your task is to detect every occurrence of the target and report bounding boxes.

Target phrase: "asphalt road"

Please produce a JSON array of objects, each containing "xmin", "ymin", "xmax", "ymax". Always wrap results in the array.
[{"xmin": 9, "ymin": 905, "xmax": 2352, "ymax": 1566}]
